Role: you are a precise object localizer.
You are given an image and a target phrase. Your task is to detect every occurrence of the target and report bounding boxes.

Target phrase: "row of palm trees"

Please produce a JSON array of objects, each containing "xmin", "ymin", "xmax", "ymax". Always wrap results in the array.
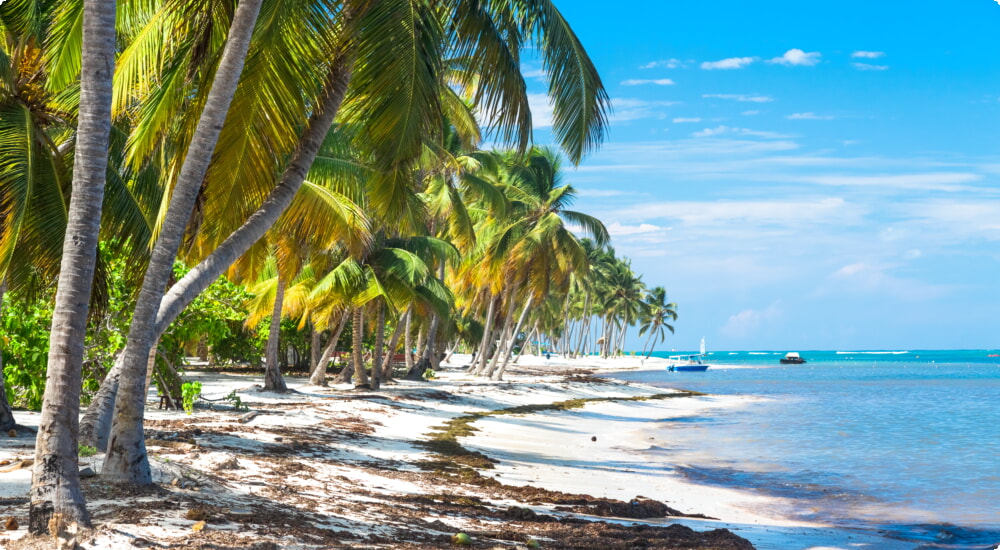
[{"xmin": 0, "ymin": 0, "xmax": 675, "ymax": 535}]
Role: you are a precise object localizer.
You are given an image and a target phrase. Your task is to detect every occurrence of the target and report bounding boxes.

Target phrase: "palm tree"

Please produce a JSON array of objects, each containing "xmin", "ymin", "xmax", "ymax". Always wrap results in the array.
[
  {"xmin": 29, "ymin": 0, "xmax": 116, "ymax": 531},
  {"xmin": 639, "ymin": 286, "xmax": 677, "ymax": 360}
]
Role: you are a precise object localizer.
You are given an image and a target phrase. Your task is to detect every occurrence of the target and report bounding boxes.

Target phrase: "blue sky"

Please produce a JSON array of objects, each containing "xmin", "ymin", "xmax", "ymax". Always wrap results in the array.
[{"xmin": 525, "ymin": 1, "xmax": 1000, "ymax": 351}]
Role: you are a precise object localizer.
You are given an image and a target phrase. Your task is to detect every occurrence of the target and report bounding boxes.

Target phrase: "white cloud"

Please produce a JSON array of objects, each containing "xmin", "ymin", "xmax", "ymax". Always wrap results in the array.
[
  {"xmin": 576, "ymin": 188, "xmax": 635, "ymax": 197},
  {"xmin": 742, "ymin": 110, "xmax": 761, "ymax": 116},
  {"xmin": 672, "ymin": 117, "xmax": 702, "ymax": 123},
  {"xmin": 851, "ymin": 51, "xmax": 885, "ymax": 59},
  {"xmin": 803, "ymin": 172, "xmax": 982, "ymax": 191},
  {"xmin": 721, "ymin": 302, "xmax": 783, "ymax": 338},
  {"xmin": 641, "ymin": 59, "xmax": 685, "ymax": 69},
  {"xmin": 527, "ymin": 93, "xmax": 554, "ymax": 128},
  {"xmin": 609, "ymin": 98, "xmax": 680, "ymax": 123},
  {"xmin": 768, "ymin": 48, "xmax": 821, "ymax": 66},
  {"xmin": 520, "ymin": 64, "xmax": 547, "ymax": 79},
  {"xmin": 693, "ymin": 126, "xmax": 790, "ymax": 139},
  {"xmin": 828, "ymin": 263, "xmax": 947, "ymax": 301},
  {"xmin": 787, "ymin": 112, "xmax": 835, "ymax": 120},
  {"xmin": 621, "ymin": 78, "xmax": 676, "ymax": 86},
  {"xmin": 614, "ymin": 197, "xmax": 861, "ymax": 227},
  {"xmin": 606, "ymin": 222, "xmax": 666, "ymax": 236},
  {"xmin": 703, "ymin": 93, "xmax": 774, "ymax": 103},
  {"xmin": 853, "ymin": 63, "xmax": 889, "ymax": 71},
  {"xmin": 700, "ymin": 57, "xmax": 756, "ymax": 70}
]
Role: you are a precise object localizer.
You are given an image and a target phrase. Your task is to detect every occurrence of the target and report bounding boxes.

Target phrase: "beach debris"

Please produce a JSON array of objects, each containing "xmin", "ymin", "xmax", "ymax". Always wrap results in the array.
[
  {"xmin": 78, "ymin": 466, "xmax": 97, "ymax": 478},
  {"xmin": 239, "ymin": 411, "xmax": 258, "ymax": 423},
  {"xmin": 212, "ymin": 456, "xmax": 241, "ymax": 470},
  {"xmin": 4, "ymin": 517, "xmax": 17, "ymax": 530},
  {"xmin": 48, "ymin": 515, "xmax": 79, "ymax": 550},
  {"xmin": 185, "ymin": 508, "xmax": 210, "ymax": 521},
  {"xmin": 451, "ymin": 532, "xmax": 472, "ymax": 545},
  {"xmin": 0, "ymin": 459, "xmax": 32, "ymax": 472},
  {"xmin": 7, "ymin": 429, "xmax": 16, "ymax": 437},
  {"xmin": 526, "ymin": 539, "xmax": 542, "ymax": 549},
  {"xmin": 191, "ymin": 520, "xmax": 206, "ymax": 532},
  {"xmin": 590, "ymin": 436, "xmax": 596, "ymax": 442}
]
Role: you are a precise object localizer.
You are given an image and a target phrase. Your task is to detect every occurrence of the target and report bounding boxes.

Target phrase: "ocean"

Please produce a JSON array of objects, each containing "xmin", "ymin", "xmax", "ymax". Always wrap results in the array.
[{"xmin": 608, "ymin": 350, "xmax": 1000, "ymax": 549}]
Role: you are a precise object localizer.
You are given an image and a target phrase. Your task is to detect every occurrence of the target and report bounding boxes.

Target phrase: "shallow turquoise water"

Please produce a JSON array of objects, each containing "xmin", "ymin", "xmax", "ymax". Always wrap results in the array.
[{"xmin": 609, "ymin": 350, "xmax": 1000, "ymax": 548}]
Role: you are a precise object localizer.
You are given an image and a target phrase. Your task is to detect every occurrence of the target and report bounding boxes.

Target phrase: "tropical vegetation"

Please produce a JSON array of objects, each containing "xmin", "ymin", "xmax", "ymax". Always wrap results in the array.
[{"xmin": 0, "ymin": 0, "xmax": 678, "ymax": 532}]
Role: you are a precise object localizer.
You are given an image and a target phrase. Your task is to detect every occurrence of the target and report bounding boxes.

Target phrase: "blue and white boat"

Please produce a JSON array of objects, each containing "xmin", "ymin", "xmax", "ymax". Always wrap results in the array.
[{"xmin": 667, "ymin": 338, "xmax": 710, "ymax": 371}]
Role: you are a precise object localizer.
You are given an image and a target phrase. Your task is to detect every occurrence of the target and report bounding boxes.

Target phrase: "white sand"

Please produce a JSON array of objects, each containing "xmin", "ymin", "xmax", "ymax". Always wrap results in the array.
[{"xmin": 0, "ymin": 353, "xmax": 914, "ymax": 549}]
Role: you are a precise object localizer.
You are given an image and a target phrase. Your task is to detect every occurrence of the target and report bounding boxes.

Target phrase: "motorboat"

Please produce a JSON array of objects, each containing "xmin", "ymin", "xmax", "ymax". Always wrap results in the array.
[
  {"xmin": 666, "ymin": 356, "xmax": 709, "ymax": 372},
  {"xmin": 667, "ymin": 338, "xmax": 710, "ymax": 371},
  {"xmin": 780, "ymin": 352, "xmax": 806, "ymax": 364}
]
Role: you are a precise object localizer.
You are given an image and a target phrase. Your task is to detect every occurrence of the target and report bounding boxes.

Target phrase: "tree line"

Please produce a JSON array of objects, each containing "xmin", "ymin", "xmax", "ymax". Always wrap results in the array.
[{"xmin": 0, "ymin": 0, "xmax": 675, "ymax": 534}]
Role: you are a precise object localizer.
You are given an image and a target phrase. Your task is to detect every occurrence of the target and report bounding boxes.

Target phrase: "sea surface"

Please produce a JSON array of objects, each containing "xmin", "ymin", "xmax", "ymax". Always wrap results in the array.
[{"xmin": 607, "ymin": 350, "xmax": 1000, "ymax": 549}]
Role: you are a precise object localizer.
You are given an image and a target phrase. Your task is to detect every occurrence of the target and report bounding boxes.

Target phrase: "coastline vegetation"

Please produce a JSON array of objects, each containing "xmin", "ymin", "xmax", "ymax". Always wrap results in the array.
[{"xmin": 0, "ymin": 0, "xmax": 682, "ymax": 535}]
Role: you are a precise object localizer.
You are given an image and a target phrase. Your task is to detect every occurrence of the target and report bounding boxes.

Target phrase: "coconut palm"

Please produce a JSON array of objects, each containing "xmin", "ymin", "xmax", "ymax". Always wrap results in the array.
[
  {"xmin": 27, "ymin": 0, "xmax": 116, "ymax": 531},
  {"xmin": 639, "ymin": 286, "xmax": 677, "ymax": 360}
]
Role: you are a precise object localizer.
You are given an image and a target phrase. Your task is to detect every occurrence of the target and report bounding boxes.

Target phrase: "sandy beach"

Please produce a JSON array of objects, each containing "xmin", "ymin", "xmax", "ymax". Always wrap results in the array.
[{"xmin": 0, "ymin": 354, "xmax": 914, "ymax": 549}]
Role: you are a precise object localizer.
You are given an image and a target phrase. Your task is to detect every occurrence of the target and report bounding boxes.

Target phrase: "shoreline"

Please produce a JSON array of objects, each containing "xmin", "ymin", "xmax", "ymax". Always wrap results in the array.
[{"xmin": 0, "ymin": 353, "xmax": 915, "ymax": 549}]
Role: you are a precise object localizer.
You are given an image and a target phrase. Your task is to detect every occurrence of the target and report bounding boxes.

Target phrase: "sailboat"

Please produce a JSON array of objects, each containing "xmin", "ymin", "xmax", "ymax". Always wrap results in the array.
[{"xmin": 666, "ymin": 337, "xmax": 710, "ymax": 372}]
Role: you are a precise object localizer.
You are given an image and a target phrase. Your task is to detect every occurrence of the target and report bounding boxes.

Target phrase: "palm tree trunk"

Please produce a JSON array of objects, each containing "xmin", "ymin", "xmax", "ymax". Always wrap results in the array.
[
  {"xmin": 473, "ymin": 294, "xmax": 497, "ymax": 375},
  {"xmin": 380, "ymin": 311, "xmax": 406, "ymax": 380},
  {"xmin": 514, "ymin": 326, "xmax": 536, "ymax": 364},
  {"xmin": 309, "ymin": 323, "xmax": 321, "ymax": 374},
  {"xmin": 617, "ymin": 311, "xmax": 629, "ymax": 356},
  {"xmin": 264, "ymin": 276, "xmax": 289, "ymax": 392},
  {"xmin": 310, "ymin": 313, "xmax": 347, "ymax": 386},
  {"xmin": 350, "ymin": 307, "xmax": 370, "ymax": 388},
  {"xmin": 0, "ymin": 281, "xmax": 15, "ymax": 432},
  {"xmin": 30, "ymin": 0, "xmax": 115, "ymax": 530},
  {"xmin": 573, "ymin": 292, "xmax": 591, "ymax": 357},
  {"xmin": 79, "ymin": 352, "xmax": 123, "ymax": 451},
  {"xmin": 371, "ymin": 302, "xmax": 385, "ymax": 390},
  {"xmin": 103, "ymin": 0, "xmax": 266, "ymax": 485},
  {"xmin": 403, "ymin": 310, "xmax": 415, "ymax": 372},
  {"xmin": 484, "ymin": 297, "xmax": 516, "ymax": 378},
  {"xmin": 494, "ymin": 295, "xmax": 534, "ymax": 380}
]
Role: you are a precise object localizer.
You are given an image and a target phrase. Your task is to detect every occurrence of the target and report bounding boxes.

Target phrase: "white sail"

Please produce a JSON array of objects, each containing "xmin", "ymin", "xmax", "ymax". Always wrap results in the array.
[{"xmin": 700, "ymin": 337, "xmax": 706, "ymax": 356}]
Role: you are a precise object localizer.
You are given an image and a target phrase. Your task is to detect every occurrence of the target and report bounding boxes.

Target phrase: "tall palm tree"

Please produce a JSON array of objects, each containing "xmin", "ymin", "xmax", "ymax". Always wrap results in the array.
[
  {"xmin": 639, "ymin": 286, "xmax": 677, "ymax": 360},
  {"xmin": 29, "ymin": 0, "xmax": 116, "ymax": 531}
]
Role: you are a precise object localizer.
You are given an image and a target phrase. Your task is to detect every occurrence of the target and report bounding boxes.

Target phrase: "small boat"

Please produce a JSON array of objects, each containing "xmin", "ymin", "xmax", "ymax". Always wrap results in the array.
[
  {"xmin": 667, "ymin": 338, "xmax": 710, "ymax": 371},
  {"xmin": 780, "ymin": 352, "xmax": 806, "ymax": 364}
]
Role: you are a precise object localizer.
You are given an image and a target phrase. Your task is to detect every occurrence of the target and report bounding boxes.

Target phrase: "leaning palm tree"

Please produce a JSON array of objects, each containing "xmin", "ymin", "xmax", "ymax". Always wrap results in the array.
[
  {"xmin": 639, "ymin": 286, "xmax": 677, "ymax": 360},
  {"xmin": 28, "ymin": 0, "xmax": 116, "ymax": 531}
]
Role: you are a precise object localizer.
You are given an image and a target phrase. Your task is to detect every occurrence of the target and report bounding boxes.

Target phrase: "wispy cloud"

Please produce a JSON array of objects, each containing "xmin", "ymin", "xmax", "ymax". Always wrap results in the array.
[
  {"xmin": 610, "ymin": 98, "xmax": 680, "ymax": 122},
  {"xmin": 701, "ymin": 57, "xmax": 757, "ymax": 70},
  {"xmin": 853, "ymin": 63, "xmax": 889, "ymax": 71},
  {"xmin": 693, "ymin": 126, "xmax": 790, "ymax": 139},
  {"xmin": 703, "ymin": 93, "xmax": 774, "ymax": 103},
  {"xmin": 721, "ymin": 302, "xmax": 783, "ymax": 338},
  {"xmin": 743, "ymin": 110, "xmax": 761, "ymax": 116},
  {"xmin": 614, "ymin": 197, "xmax": 861, "ymax": 227},
  {"xmin": 851, "ymin": 51, "xmax": 885, "ymax": 59},
  {"xmin": 606, "ymin": 222, "xmax": 667, "ymax": 236},
  {"xmin": 672, "ymin": 117, "xmax": 702, "ymax": 123},
  {"xmin": 621, "ymin": 78, "xmax": 676, "ymax": 86},
  {"xmin": 802, "ymin": 172, "xmax": 982, "ymax": 191},
  {"xmin": 641, "ymin": 59, "xmax": 685, "ymax": 69},
  {"xmin": 787, "ymin": 112, "xmax": 835, "ymax": 120},
  {"xmin": 768, "ymin": 48, "xmax": 821, "ymax": 66},
  {"xmin": 575, "ymin": 188, "xmax": 637, "ymax": 197},
  {"xmin": 526, "ymin": 93, "xmax": 554, "ymax": 128}
]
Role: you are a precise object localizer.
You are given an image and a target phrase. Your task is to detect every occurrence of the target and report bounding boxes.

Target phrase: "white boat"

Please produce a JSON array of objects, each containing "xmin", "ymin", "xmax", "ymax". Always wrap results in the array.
[{"xmin": 667, "ymin": 338, "xmax": 710, "ymax": 371}]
